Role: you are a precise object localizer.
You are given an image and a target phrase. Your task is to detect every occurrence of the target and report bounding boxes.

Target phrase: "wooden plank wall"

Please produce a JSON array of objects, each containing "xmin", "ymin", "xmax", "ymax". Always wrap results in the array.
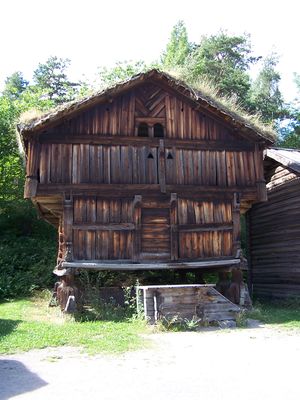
[
  {"xmin": 71, "ymin": 196, "xmax": 234, "ymax": 261},
  {"xmin": 178, "ymin": 199, "xmax": 233, "ymax": 259},
  {"xmin": 72, "ymin": 197, "xmax": 134, "ymax": 260},
  {"xmin": 248, "ymin": 162, "xmax": 300, "ymax": 298},
  {"xmin": 38, "ymin": 143, "xmax": 258, "ymax": 187},
  {"xmin": 47, "ymin": 83, "xmax": 239, "ymax": 141}
]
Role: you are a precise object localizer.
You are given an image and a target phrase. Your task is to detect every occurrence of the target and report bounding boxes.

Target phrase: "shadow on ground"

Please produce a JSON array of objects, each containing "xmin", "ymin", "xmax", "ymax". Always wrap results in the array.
[
  {"xmin": 0, "ymin": 359, "xmax": 47, "ymax": 400},
  {"xmin": 0, "ymin": 319, "xmax": 21, "ymax": 339}
]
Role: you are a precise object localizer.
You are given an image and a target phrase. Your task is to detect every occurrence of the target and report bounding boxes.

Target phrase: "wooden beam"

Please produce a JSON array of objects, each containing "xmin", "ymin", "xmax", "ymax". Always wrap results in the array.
[
  {"xmin": 178, "ymin": 224, "xmax": 233, "ymax": 233},
  {"xmin": 37, "ymin": 183, "xmax": 258, "ymax": 196},
  {"xmin": 72, "ymin": 223, "xmax": 135, "ymax": 231},
  {"xmin": 39, "ymin": 134, "xmax": 255, "ymax": 151},
  {"xmin": 62, "ymin": 258, "xmax": 241, "ymax": 270}
]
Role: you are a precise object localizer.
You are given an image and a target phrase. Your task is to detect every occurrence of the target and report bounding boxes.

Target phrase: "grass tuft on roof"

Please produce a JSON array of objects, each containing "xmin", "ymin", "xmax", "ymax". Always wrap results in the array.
[{"xmin": 162, "ymin": 67, "xmax": 276, "ymax": 141}]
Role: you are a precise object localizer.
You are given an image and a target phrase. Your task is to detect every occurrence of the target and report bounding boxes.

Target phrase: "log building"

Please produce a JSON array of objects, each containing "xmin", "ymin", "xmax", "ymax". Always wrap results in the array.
[
  {"xmin": 18, "ymin": 70, "xmax": 274, "ymax": 307},
  {"xmin": 248, "ymin": 148, "xmax": 300, "ymax": 298}
]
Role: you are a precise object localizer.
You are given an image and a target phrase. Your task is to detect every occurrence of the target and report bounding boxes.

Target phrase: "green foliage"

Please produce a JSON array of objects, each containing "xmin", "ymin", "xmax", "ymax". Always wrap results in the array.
[
  {"xmin": 161, "ymin": 24, "xmax": 286, "ymax": 128},
  {"xmin": 2, "ymin": 72, "xmax": 29, "ymax": 100},
  {"xmin": 182, "ymin": 32, "xmax": 257, "ymax": 103},
  {"xmin": 157, "ymin": 315, "xmax": 203, "ymax": 331},
  {"xmin": 248, "ymin": 54, "xmax": 285, "ymax": 123},
  {"xmin": 97, "ymin": 60, "xmax": 150, "ymax": 87},
  {"xmin": 0, "ymin": 201, "xmax": 57, "ymax": 299},
  {"xmin": 0, "ymin": 295, "xmax": 148, "ymax": 354},
  {"xmin": 0, "ymin": 96, "xmax": 24, "ymax": 200},
  {"xmin": 278, "ymin": 73, "xmax": 300, "ymax": 148},
  {"xmin": 161, "ymin": 20, "xmax": 192, "ymax": 68},
  {"xmin": 33, "ymin": 55, "xmax": 79, "ymax": 104}
]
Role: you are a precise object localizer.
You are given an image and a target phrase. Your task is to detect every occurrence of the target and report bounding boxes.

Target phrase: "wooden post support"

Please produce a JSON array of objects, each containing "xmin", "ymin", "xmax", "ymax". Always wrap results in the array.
[
  {"xmin": 170, "ymin": 193, "xmax": 178, "ymax": 261},
  {"xmin": 158, "ymin": 139, "xmax": 166, "ymax": 193},
  {"xmin": 56, "ymin": 272, "xmax": 81, "ymax": 312},
  {"xmin": 232, "ymin": 192, "xmax": 241, "ymax": 258},
  {"xmin": 63, "ymin": 193, "xmax": 73, "ymax": 262},
  {"xmin": 24, "ymin": 140, "xmax": 40, "ymax": 198},
  {"xmin": 133, "ymin": 195, "xmax": 142, "ymax": 262}
]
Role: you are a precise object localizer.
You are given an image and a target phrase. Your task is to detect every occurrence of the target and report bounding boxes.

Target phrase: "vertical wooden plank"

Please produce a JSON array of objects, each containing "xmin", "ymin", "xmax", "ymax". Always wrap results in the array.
[
  {"xmin": 158, "ymin": 139, "xmax": 166, "ymax": 193},
  {"xmin": 232, "ymin": 192, "xmax": 241, "ymax": 258},
  {"xmin": 39, "ymin": 143, "xmax": 47, "ymax": 184},
  {"xmin": 255, "ymin": 144, "xmax": 267, "ymax": 201},
  {"xmin": 128, "ymin": 92, "xmax": 135, "ymax": 134},
  {"xmin": 133, "ymin": 195, "xmax": 142, "ymax": 262},
  {"xmin": 170, "ymin": 193, "xmax": 178, "ymax": 261},
  {"xmin": 165, "ymin": 95, "xmax": 172, "ymax": 138},
  {"xmin": 72, "ymin": 145, "xmax": 80, "ymax": 184},
  {"xmin": 103, "ymin": 146, "xmax": 111, "ymax": 183}
]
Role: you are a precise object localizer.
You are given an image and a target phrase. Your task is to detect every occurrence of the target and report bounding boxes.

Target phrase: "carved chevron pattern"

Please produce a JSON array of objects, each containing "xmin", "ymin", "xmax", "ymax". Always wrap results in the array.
[{"xmin": 135, "ymin": 84, "xmax": 166, "ymax": 118}]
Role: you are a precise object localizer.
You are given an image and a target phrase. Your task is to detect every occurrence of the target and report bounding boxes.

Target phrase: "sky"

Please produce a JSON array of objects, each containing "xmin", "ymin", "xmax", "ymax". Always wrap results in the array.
[{"xmin": 1, "ymin": 0, "xmax": 299, "ymax": 102}]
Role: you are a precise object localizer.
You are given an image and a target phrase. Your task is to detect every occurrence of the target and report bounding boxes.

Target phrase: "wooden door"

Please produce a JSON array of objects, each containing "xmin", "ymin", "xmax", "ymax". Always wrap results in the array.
[{"xmin": 141, "ymin": 208, "xmax": 171, "ymax": 261}]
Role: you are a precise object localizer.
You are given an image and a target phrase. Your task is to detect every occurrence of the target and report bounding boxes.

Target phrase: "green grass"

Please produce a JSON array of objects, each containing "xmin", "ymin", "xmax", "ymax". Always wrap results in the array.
[
  {"xmin": 246, "ymin": 299, "xmax": 300, "ymax": 329},
  {"xmin": 0, "ymin": 294, "xmax": 148, "ymax": 355}
]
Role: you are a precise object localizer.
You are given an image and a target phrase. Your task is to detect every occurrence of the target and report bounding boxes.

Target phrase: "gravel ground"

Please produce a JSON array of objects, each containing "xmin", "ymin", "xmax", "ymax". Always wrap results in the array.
[{"xmin": 1, "ymin": 322, "xmax": 300, "ymax": 400}]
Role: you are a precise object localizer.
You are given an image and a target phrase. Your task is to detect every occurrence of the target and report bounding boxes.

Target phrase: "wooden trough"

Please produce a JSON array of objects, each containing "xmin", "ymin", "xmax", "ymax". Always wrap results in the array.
[{"xmin": 136, "ymin": 284, "xmax": 241, "ymax": 324}]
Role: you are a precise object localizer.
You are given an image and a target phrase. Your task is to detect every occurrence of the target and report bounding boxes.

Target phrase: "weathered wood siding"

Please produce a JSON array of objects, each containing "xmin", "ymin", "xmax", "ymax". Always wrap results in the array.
[
  {"xmin": 136, "ymin": 284, "xmax": 240, "ymax": 323},
  {"xmin": 248, "ymin": 161, "xmax": 300, "ymax": 298},
  {"xmin": 37, "ymin": 143, "xmax": 259, "ymax": 187},
  {"xmin": 22, "ymin": 78, "xmax": 268, "ymax": 270},
  {"xmin": 45, "ymin": 84, "xmax": 239, "ymax": 140},
  {"xmin": 178, "ymin": 199, "xmax": 233, "ymax": 259},
  {"xmin": 67, "ymin": 196, "xmax": 236, "ymax": 262},
  {"xmin": 72, "ymin": 197, "xmax": 134, "ymax": 260}
]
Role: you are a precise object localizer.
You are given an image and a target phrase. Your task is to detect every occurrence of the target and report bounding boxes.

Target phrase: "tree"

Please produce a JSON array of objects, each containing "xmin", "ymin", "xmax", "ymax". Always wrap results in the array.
[
  {"xmin": 161, "ymin": 20, "xmax": 192, "ymax": 69},
  {"xmin": 97, "ymin": 60, "xmax": 150, "ymax": 87},
  {"xmin": 248, "ymin": 54, "xmax": 284, "ymax": 123},
  {"xmin": 0, "ymin": 96, "xmax": 24, "ymax": 200},
  {"xmin": 184, "ymin": 32, "xmax": 258, "ymax": 103},
  {"xmin": 33, "ymin": 56, "xmax": 79, "ymax": 104},
  {"xmin": 278, "ymin": 73, "xmax": 300, "ymax": 148},
  {"xmin": 2, "ymin": 72, "xmax": 29, "ymax": 100}
]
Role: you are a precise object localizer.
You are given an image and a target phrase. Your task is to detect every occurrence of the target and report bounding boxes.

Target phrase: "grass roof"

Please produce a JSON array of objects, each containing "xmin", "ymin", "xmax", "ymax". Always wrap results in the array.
[{"xmin": 18, "ymin": 68, "xmax": 276, "ymax": 143}]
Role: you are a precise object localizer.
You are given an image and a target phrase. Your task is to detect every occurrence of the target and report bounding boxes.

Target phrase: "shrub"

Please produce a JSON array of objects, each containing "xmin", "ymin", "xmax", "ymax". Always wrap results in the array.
[{"xmin": 0, "ymin": 200, "xmax": 57, "ymax": 299}]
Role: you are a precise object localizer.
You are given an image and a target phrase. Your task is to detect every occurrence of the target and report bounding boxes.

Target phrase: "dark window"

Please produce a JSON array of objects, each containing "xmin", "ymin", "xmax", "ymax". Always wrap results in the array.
[
  {"xmin": 154, "ymin": 123, "xmax": 164, "ymax": 138},
  {"xmin": 147, "ymin": 152, "xmax": 154, "ymax": 159},
  {"xmin": 167, "ymin": 152, "xmax": 173, "ymax": 160},
  {"xmin": 138, "ymin": 122, "xmax": 149, "ymax": 137}
]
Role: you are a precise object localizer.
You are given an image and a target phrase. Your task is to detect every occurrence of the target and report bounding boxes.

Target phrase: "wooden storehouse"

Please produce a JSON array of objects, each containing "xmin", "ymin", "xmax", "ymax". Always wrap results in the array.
[
  {"xmin": 248, "ymin": 148, "xmax": 300, "ymax": 298},
  {"xmin": 18, "ymin": 69, "xmax": 274, "ymax": 309}
]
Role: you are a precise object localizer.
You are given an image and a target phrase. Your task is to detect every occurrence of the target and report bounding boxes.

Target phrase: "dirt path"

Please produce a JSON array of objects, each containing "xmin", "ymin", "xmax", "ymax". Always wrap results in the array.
[{"xmin": 1, "ymin": 323, "xmax": 300, "ymax": 400}]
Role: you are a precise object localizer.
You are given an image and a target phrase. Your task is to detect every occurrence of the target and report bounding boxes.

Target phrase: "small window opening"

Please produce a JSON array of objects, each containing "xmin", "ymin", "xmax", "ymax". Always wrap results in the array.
[
  {"xmin": 138, "ymin": 122, "xmax": 149, "ymax": 137},
  {"xmin": 167, "ymin": 152, "xmax": 173, "ymax": 160},
  {"xmin": 154, "ymin": 123, "xmax": 164, "ymax": 138},
  {"xmin": 181, "ymin": 107, "xmax": 184, "ymax": 112},
  {"xmin": 106, "ymin": 107, "xmax": 110, "ymax": 112},
  {"xmin": 147, "ymin": 152, "xmax": 154, "ymax": 159}
]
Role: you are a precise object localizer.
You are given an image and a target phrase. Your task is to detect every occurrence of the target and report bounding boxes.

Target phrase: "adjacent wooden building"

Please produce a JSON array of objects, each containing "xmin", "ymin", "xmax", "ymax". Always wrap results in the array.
[
  {"xmin": 248, "ymin": 148, "xmax": 300, "ymax": 298},
  {"xmin": 18, "ymin": 70, "xmax": 274, "ymax": 307}
]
